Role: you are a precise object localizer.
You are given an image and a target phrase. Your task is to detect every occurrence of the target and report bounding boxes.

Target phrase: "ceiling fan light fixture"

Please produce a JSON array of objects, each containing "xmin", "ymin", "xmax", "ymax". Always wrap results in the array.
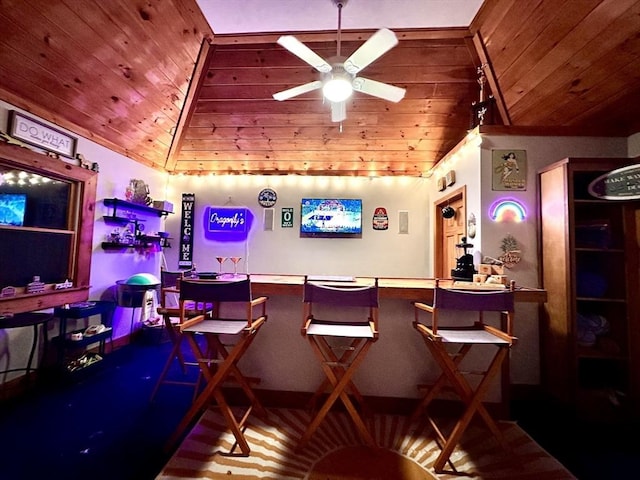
[{"xmin": 323, "ymin": 74, "xmax": 353, "ymax": 102}]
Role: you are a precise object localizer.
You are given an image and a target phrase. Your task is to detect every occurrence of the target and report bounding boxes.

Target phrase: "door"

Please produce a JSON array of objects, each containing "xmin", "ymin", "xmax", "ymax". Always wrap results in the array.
[{"xmin": 435, "ymin": 188, "xmax": 466, "ymax": 279}]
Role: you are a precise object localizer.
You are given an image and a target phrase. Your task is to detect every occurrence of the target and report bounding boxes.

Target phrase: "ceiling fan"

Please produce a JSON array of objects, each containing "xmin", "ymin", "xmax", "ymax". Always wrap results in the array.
[{"xmin": 272, "ymin": 0, "xmax": 406, "ymax": 123}]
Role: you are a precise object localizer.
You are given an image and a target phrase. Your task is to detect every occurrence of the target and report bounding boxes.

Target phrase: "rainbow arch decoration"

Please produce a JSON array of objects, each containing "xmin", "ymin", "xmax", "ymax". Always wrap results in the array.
[{"xmin": 489, "ymin": 199, "xmax": 527, "ymax": 222}]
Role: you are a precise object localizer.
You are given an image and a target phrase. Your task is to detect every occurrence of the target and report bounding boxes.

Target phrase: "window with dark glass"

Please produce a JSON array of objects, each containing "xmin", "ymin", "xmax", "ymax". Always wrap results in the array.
[{"xmin": 0, "ymin": 164, "xmax": 76, "ymax": 289}]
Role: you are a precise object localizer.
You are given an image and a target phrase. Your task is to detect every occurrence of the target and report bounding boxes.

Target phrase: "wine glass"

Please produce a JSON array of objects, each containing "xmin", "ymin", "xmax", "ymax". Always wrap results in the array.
[
  {"xmin": 216, "ymin": 256, "xmax": 227, "ymax": 273},
  {"xmin": 230, "ymin": 257, "xmax": 242, "ymax": 275}
]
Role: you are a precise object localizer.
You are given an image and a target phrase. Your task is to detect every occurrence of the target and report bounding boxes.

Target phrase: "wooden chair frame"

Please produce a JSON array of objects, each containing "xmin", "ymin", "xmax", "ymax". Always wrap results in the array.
[
  {"xmin": 150, "ymin": 269, "xmax": 203, "ymax": 402},
  {"xmin": 298, "ymin": 277, "xmax": 379, "ymax": 450},
  {"xmin": 411, "ymin": 279, "xmax": 517, "ymax": 473},
  {"xmin": 165, "ymin": 275, "xmax": 268, "ymax": 456}
]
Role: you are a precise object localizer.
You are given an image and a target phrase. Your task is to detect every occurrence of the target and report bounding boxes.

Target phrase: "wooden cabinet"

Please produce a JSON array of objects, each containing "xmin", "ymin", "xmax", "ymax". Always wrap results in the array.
[{"xmin": 538, "ymin": 157, "xmax": 640, "ymax": 421}]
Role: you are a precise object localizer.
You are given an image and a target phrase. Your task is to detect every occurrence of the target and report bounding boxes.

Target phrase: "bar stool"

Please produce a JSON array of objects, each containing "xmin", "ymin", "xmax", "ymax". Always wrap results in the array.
[
  {"xmin": 150, "ymin": 269, "xmax": 206, "ymax": 402},
  {"xmin": 298, "ymin": 276, "xmax": 379, "ymax": 450},
  {"xmin": 165, "ymin": 275, "xmax": 268, "ymax": 456},
  {"xmin": 410, "ymin": 279, "xmax": 517, "ymax": 473}
]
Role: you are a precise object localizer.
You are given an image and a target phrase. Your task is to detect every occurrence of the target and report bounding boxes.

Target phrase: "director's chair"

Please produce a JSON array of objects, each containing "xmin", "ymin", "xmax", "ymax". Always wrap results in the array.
[
  {"xmin": 298, "ymin": 276, "xmax": 379, "ymax": 450},
  {"xmin": 165, "ymin": 275, "xmax": 268, "ymax": 456},
  {"xmin": 150, "ymin": 269, "xmax": 204, "ymax": 402},
  {"xmin": 410, "ymin": 279, "xmax": 517, "ymax": 473}
]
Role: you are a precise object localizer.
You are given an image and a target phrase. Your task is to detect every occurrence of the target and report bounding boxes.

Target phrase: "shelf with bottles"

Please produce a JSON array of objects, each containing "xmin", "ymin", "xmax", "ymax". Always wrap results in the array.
[{"xmin": 101, "ymin": 218, "xmax": 171, "ymax": 250}]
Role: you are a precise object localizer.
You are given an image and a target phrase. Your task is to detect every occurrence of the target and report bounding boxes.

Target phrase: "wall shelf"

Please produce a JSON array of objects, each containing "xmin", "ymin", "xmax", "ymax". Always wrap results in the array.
[
  {"xmin": 103, "ymin": 198, "xmax": 173, "ymax": 217},
  {"xmin": 101, "ymin": 199, "xmax": 171, "ymax": 251},
  {"xmin": 102, "ymin": 215, "xmax": 145, "ymax": 226}
]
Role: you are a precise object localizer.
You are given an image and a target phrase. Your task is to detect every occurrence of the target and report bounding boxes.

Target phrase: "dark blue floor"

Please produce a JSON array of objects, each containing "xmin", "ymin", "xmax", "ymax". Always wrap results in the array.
[
  {"xmin": 1, "ymin": 337, "xmax": 638, "ymax": 479},
  {"xmin": 0, "ymin": 339, "xmax": 195, "ymax": 480}
]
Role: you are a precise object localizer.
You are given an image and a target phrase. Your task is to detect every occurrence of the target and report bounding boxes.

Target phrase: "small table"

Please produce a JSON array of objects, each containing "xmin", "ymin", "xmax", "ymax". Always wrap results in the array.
[{"xmin": 0, "ymin": 312, "xmax": 53, "ymax": 382}]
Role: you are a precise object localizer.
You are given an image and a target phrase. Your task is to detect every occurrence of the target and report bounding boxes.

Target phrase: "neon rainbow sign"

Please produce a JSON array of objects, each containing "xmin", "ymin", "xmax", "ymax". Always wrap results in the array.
[{"xmin": 489, "ymin": 199, "xmax": 526, "ymax": 222}]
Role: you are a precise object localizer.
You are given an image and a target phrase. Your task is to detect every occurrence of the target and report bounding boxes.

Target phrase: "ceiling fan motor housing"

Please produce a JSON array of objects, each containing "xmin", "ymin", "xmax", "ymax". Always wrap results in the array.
[{"xmin": 323, "ymin": 63, "xmax": 354, "ymax": 102}]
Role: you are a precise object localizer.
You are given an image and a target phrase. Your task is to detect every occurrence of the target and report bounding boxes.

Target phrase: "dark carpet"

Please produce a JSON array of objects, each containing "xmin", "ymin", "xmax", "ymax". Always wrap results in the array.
[
  {"xmin": 0, "ymin": 339, "xmax": 193, "ymax": 480},
  {"xmin": 0, "ymin": 337, "xmax": 637, "ymax": 479}
]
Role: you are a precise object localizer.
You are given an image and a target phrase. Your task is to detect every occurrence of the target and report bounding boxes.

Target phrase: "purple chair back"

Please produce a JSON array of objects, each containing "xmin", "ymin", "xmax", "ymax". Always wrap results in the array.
[
  {"xmin": 434, "ymin": 287, "xmax": 514, "ymax": 312},
  {"xmin": 303, "ymin": 279, "xmax": 379, "ymax": 308},
  {"xmin": 180, "ymin": 276, "xmax": 252, "ymax": 303},
  {"xmin": 161, "ymin": 270, "xmax": 183, "ymax": 289}
]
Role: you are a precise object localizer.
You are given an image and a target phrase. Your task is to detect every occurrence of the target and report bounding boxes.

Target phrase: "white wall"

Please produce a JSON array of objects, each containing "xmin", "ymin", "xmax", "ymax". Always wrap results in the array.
[{"xmin": 163, "ymin": 174, "xmax": 431, "ymax": 278}]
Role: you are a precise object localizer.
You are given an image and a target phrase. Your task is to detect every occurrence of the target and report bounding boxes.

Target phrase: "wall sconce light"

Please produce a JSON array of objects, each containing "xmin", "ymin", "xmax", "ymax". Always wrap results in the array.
[{"xmin": 489, "ymin": 199, "xmax": 526, "ymax": 222}]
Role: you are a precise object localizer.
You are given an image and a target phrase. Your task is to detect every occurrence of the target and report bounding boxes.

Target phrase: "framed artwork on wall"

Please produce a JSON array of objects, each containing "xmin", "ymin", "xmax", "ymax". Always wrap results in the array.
[
  {"xmin": 492, "ymin": 150, "xmax": 527, "ymax": 191},
  {"xmin": 8, "ymin": 110, "xmax": 78, "ymax": 158}
]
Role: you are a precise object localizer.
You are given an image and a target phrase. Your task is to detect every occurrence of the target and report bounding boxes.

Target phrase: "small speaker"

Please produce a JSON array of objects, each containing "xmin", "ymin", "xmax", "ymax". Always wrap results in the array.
[
  {"xmin": 263, "ymin": 208, "xmax": 274, "ymax": 231},
  {"xmin": 399, "ymin": 210, "xmax": 409, "ymax": 234}
]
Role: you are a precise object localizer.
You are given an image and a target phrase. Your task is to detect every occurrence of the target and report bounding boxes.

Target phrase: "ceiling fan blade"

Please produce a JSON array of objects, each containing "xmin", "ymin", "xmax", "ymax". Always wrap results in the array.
[
  {"xmin": 352, "ymin": 77, "xmax": 406, "ymax": 103},
  {"xmin": 343, "ymin": 28, "xmax": 399, "ymax": 75},
  {"xmin": 331, "ymin": 101, "xmax": 346, "ymax": 123},
  {"xmin": 273, "ymin": 81, "xmax": 322, "ymax": 101},
  {"xmin": 277, "ymin": 35, "xmax": 332, "ymax": 73}
]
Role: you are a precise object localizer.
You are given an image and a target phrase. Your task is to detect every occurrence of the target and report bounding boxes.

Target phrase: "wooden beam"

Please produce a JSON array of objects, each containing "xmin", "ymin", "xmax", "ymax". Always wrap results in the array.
[
  {"xmin": 166, "ymin": 39, "xmax": 217, "ymax": 171},
  {"xmin": 211, "ymin": 28, "xmax": 473, "ymax": 45},
  {"xmin": 472, "ymin": 32, "xmax": 511, "ymax": 126}
]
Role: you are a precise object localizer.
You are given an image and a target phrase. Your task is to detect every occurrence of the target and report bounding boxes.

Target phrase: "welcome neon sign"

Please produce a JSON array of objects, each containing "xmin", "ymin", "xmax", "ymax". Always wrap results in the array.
[{"xmin": 489, "ymin": 199, "xmax": 527, "ymax": 222}]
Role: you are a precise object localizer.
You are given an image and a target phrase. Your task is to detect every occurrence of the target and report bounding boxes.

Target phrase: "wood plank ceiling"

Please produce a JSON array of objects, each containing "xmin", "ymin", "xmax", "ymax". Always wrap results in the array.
[{"xmin": 0, "ymin": 0, "xmax": 639, "ymax": 177}]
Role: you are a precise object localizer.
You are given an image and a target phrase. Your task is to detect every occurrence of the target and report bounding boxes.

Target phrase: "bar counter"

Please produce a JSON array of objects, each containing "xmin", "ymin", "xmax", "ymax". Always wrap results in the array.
[{"xmin": 249, "ymin": 274, "xmax": 547, "ymax": 303}]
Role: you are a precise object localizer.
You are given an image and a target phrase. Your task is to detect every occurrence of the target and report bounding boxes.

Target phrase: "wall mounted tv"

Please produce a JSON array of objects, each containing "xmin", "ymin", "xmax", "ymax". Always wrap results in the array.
[
  {"xmin": 300, "ymin": 198, "xmax": 362, "ymax": 238},
  {"xmin": 0, "ymin": 192, "xmax": 26, "ymax": 226}
]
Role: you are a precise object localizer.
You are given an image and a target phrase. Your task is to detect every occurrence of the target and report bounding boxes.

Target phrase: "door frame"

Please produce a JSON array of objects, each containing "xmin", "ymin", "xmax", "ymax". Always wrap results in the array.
[{"xmin": 434, "ymin": 185, "xmax": 467, "ymax": 278}]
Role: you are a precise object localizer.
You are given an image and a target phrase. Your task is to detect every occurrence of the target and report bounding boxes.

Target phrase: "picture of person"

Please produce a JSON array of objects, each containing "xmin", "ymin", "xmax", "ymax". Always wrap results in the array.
[
  {"xmin": 492, "ymin": 149, "xmax": 526, "ymax": 191},
  {"xmin": 496, "ymin": 151, "xmax": 519, "ymax": 182}
]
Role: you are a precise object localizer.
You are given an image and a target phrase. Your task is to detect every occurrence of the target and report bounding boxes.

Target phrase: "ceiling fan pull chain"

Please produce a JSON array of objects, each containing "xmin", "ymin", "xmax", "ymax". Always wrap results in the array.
[{"xmin": 336, "ymin": 1, "xmax": 343, "ymax": 57}]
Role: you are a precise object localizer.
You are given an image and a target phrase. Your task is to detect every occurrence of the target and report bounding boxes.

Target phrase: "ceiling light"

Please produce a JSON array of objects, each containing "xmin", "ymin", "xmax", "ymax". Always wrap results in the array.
[{"xmin": 322, "ymin": 74, "xmax": 353, "ymax": 102}]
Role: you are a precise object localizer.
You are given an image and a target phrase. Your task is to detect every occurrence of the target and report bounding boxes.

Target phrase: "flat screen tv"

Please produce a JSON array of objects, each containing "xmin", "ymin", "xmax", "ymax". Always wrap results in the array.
[
  {"xmin": 300, "ymin": 198, "xmax": 362, "ymax": 238},
  {"xmin": 0, "ymin": 193, "xmax": 27, "ymax": 226}
]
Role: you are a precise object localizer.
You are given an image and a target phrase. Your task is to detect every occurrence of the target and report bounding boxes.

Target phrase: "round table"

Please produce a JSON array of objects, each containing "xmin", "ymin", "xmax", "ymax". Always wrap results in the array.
[{"xmin": 0, "ymin": 312, "xmax": 53, "ymax": 381}]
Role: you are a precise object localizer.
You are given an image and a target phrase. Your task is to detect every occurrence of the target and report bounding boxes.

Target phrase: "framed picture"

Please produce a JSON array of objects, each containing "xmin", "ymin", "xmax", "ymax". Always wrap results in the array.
[
  {"xmin": 8, "ymin": 110, "xmax": 78, "ymax": 158},
  {"xmin": 492, "ymin": 150, "xmax": 527, "ymax": 191}
]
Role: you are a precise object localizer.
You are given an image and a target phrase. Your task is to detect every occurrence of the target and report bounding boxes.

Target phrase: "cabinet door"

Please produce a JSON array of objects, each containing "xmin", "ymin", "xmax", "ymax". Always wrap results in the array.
[{"xmin": 539, "ymin": 165, "xmax": 572, "ymax": 399}]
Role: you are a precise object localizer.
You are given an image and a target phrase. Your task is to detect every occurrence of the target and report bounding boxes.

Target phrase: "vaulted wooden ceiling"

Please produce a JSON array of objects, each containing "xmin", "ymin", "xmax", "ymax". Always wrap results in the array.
[{"xmin": 0, "ymin": 0, "xmax": 639, "ymax": 177}]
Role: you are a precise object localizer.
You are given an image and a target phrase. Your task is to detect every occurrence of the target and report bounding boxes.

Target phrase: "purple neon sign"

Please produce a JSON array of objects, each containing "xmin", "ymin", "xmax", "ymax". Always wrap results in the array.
[{"xmin": 203, "ymin": 206, "xmax": 253, "ymax": 242}]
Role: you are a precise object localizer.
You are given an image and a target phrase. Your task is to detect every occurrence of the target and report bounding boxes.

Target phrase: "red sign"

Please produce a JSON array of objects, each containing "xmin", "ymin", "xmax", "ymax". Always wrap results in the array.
[{"xmin": 372, "ymin": 207, "xmax": 389, "ymax": 230}]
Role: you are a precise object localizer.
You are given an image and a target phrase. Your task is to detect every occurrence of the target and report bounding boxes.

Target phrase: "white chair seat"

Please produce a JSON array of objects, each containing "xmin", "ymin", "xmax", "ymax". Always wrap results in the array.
[
  {"xmin": 306, "ymin": 322, "xmax": 374, "ymax": 338},
  {"xmin": 183, "ymin": 319, "xmax": 246, "ymax": 335},
  {"xmin": 437, "ymin": 328, "xmax": 510, "ymax": 344}
]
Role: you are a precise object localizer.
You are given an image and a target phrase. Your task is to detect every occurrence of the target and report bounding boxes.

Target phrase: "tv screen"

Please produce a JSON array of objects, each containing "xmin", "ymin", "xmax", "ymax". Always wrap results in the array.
[
  {"xmin": 300, "ymin": 198, "xmax": 362, "ymax": 238},
  {"xmin": 0, "ymin": 193, "xmax": 27, "ymax": 226}
]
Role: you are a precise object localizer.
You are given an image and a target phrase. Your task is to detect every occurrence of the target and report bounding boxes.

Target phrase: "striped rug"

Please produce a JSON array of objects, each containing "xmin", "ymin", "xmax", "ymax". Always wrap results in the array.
[{"xmin": 157, "ymin": 408, "xmax": 576, "ymax": 479}]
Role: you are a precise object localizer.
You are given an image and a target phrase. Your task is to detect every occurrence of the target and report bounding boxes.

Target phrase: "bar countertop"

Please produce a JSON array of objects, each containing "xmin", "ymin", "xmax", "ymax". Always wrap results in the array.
[{"xmin": 248, "ymin": 274, "xmax": 547, "ymax": 303}]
